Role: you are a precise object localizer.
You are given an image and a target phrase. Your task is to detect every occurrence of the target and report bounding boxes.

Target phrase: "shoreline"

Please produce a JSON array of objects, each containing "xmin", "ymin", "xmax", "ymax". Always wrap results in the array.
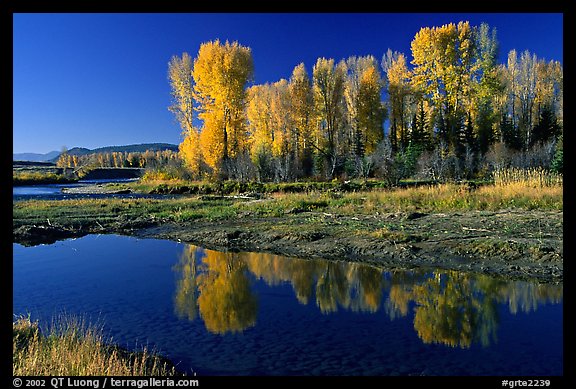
[{"xmin": 13, "ymin": 207, "xmax": 563, "ymax": 284}]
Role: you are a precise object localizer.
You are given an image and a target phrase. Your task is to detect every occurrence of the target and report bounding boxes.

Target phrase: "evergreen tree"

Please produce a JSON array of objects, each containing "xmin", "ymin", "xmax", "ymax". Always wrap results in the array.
[
  {"xmin": 500, "ymin": 114, "xmax": 522, "ymax": 151},
  {"xmin": 464, "ymin": 112, "xmax": 477, "ymax": 152},
  {"xmin": 531, "ymin": 105, "xmax": 561, "ymax": 147},
  {"xmin": 551, "ymin": 134, "xmax": 563, "ymax": 174},
  {"xmin": 411, "ymin": 101, "xmax": 431, "ymax": 149}
]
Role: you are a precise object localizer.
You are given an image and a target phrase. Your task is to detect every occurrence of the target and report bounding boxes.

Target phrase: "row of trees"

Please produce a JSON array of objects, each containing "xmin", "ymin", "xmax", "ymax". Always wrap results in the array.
[
  {"xmin": 170, "ymin": 22, "xmax": 562, "ymax": 182},
  {"xmin": 56, "ymin": 149, "xmax": 180, "ymax": 170}
]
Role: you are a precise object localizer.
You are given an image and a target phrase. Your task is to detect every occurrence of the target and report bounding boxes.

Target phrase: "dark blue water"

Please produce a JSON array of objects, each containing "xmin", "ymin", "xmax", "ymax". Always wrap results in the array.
[{"xmin": 13, "ymin": 235, "xmax": 563, "ymax": 376}]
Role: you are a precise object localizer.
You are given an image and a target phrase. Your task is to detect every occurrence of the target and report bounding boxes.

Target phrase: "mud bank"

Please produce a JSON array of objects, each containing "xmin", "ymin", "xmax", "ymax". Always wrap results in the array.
[{"xmin": 13, "ymin": 209, "xmax": 563, "ymax": 283}]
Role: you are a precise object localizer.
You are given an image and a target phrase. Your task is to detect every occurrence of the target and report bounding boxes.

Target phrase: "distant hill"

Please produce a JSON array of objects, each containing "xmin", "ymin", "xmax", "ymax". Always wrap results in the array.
[
  {"xmin": 13, "ymin": 151, "xmax": 60, "ymax": 162},
  {"xmin": 45, "ymin": 143, "xmax": 179, "ymax": 162}
]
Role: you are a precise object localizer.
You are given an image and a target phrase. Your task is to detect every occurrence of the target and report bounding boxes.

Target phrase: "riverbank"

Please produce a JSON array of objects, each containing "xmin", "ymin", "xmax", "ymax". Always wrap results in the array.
[
  {"xmin": 61, "ymin": 183, "xmax": 133, "ymax": 194},
  {"xmin": 13, "ymin": 183, "xmax": 563, "ymax": 283},
  {"xmin": 13, "ymin": 315, "xmax": 181, "ymax": 376},
  {"xmin": 13, "ymin": 171, "xmax": 78, "ymax": 186}
]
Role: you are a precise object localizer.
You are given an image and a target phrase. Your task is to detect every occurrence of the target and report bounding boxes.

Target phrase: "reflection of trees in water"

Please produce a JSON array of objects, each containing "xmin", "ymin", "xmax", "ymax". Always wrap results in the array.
[
  {"xmin": 197, "ymin": 251, "xmax": 258, "ymax": 334},
  {"xmin": 173, "ymin": 245, "xmax": 562, "ymax": 345},
  {"xmin": 411, "ymin": 271, "xmax": 499, "ymax": 348},
  {"xmin": 384, "ymin": 271, "xmax": 562, "ymax": 348},
  {"xmin": 384, "ymin": 271, "xmax": 429, "ymax": 320},
  {"xmin": 496, "ymin": 282, "xmax": 563, "ymax": 314},
  {"xmin": 173, "ymin": 247, "xmax": 257, "ymax": 334},
  {"xmin": 244, "ymin": 254, "xmax": 383, "ymax": 313},
  {"xmin": 173, "ymin": 246, "xmax": 200, "ymax": 321}
]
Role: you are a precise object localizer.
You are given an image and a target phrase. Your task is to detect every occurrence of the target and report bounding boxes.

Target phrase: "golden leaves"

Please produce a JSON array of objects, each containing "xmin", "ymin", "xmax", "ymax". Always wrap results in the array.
[{"xmin": 169, "ymin": 40, "xmax": 254, "ymax": 177}]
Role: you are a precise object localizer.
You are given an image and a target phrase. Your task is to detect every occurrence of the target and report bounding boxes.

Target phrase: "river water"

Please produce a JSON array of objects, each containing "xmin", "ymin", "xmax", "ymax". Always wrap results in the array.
[
  {"xmin": 13, "ymin": 179, "xmax": 168, "ymax": 201},
  {"xmin": 12, "ymin": 234, "xmax": 563, "ymax": 376}
]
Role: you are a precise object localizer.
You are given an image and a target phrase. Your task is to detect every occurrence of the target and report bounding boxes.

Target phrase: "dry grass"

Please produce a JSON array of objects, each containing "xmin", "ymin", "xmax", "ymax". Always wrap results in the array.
[
  {"xmin": 13, "ymin": 170, "xmax": 76, "ymax": 185},
  {"xmin": 13, "ymin": 170, "xmax": 562, "ymax": 231},
  {"xmin": 140, "ymin": 170, "xmax": 188, "ymax": 183},
  {"xmin": 13, "ymin": 315, "xmax": 177, "ymax": 376},
  {"xmin": 493, "ymin": 167, "xmax": 562, "ymax": 188},
  {"xmin": 329, "ymin": 178, "xmax": 562, "ymax": 214}
]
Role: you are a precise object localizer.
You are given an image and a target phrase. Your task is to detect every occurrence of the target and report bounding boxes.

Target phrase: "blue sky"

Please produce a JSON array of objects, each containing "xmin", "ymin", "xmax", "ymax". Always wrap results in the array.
[{"xmin": 13, "ymin": 13, "xmax": 563, "ymax": 154}]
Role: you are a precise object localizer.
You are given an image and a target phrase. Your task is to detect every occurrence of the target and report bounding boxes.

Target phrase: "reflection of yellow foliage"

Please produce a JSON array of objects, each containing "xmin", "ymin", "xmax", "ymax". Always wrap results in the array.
[
  {"xmin": 173, "ymin": 245, "xmax": 562, "ymax": 344},
  {"xmin": 173, "ymin": 246, "xmax": 200, "ymax": 321},
  {"xmin": 244, "ymin": 252, "xmax": 384, "ymax": 313},
  {"xmin": 316, "ymin": 263, "xmax": 350, "ymax": 314},
  {"xmin": 412, "ymin": 271, "xmax": 488, "ymax": 348},
  {"xmin": 498, "ymin": 282, "xmax": 563, "ymax": 315},
  {"xmin": 386, "ymin": 285, "xmax": 412, "ymax": 319},
  {"xmin": 244, "ymin": 252, "xmax": 318, "ymax": 304},
  {"xmin": 197, "ymin": 251, "xmax": 257, "ymax": 334},
  {"xmin": 355, "ymin": 265, "xmax": 384, "ymax": 312},
  {"xmin": 173, "ymin": 246, "xmax": 257, "ymax": 334}
]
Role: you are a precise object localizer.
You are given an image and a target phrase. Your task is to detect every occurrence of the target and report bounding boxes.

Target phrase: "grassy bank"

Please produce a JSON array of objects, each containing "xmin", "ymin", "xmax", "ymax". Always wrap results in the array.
[
  {"xmin": 13, "ymin": 315, "xmax": 177, "ymax": 376},
  {"xmin": 123, "ymin": 178, "xmax": 392, "ymax": 196},
  {"xmin": 13, "ymin": 178, "xmax": 563, "ymax": 282},
  {"xmin": 13, "ymin": 171, "xmax": 78, "ymax": 186},
  {"xmin": 14, "ymin": 181, "xmax": 563, "ymax": 229}
]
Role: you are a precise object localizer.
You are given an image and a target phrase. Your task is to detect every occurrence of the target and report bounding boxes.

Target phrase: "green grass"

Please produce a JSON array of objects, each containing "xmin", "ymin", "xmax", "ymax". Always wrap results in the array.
[
  {"xmin": 13, "ymin": 314, "xmax": 177, "ymax": 376},
  {"xmin": 13, "ymin": 197, "xmax": 240, "ymax": 228}
]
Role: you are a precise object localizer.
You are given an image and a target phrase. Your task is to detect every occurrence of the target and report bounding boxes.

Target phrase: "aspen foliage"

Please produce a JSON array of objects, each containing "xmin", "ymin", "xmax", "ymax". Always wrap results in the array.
[
  {"xmin": 192, "ymin": 40, "xmax": 253, "ymax": 178},
  {"xmin": 168, "ymin": 53, "xmax": 203, "ymax": 176},
  {"xmin": 166, "ymin": 23, "xmax": 561, "ymax": 182}
]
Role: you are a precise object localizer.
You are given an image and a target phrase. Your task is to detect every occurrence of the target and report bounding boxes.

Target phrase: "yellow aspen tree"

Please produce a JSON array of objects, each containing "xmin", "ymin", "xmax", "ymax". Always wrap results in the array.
[
  {"xmin": 168, "ymin": 53, "xmax": 203, "ymax": 177},
  {"xmin": 358, "ymin": 64, "xmax": 385, "ymax": 154},
  {"xmin": 288, "ymin": 63, "xmax": 314, "ymax": 176},
  {"xmin": 312, "ymin": 57, "xmax": 346, "ymax": 178},
  {"xmin": 344, "ymin": 56, "xmax": 384, "ymax": 156},
  {"xmin": 470, "ymin": 23, "xmax": 501, "ymax": 154},
  {"xmin": 269, "ymin": 79, "xmax": 295, "ymax": 180},
  {"xmin": 411, "ymin": 22, "xmax": 477, "ymax": 153},
  {"xmin": 246, "ymin": 83, "xmax": 275, "ymax": 180},
  {"xmin": 192, "ymin": 40, "xmax": 253, "ymax": 178},
  {"xmin": 382, "ymin": 50, "xmax": 412, "ymax": 150},
  {"xmin": 534, "ymin": 59, "xmax": 563, "ymax": 122},
  {"xmin": 246, "ymin": 83, "xmax": 273, "ymax": 162},
  {"xmin": 343, "ymin": 56, "xmax": 385, "ymax": 157}
]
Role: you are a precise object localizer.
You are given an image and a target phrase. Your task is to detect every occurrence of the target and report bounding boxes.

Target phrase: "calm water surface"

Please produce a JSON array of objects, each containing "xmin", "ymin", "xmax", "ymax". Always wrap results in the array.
[
  {"xmin": 13, "ymin": 235, "xmax": 563, "ymax": 376},
  {"xmin": 13, "ymin": 179, "xmax": 171, "ymax": 201}
]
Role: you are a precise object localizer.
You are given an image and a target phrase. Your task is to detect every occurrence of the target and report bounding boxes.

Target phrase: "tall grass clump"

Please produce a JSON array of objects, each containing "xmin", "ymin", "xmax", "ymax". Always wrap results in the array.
[
  {"xmin": 13, "ymin": 314, "xmax": 177, "ymax": 376},
  {"xmin": 332, "ymin": 180, "xmax": 562, "ymax": 214},
  {"xmin": 141, "ymin": 170, "xmax": 188, "ymax": 183},
  {"xmin": 492, "ymin": 167, "xmax": 562, "ymax": 188}
]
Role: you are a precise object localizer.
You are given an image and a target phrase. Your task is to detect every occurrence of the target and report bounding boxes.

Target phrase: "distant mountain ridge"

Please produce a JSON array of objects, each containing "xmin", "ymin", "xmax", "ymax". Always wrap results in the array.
[
  {"xmin": 14, "ymin": 143, "xmax": 179, "ymax": 162},
  {"xmin": 62, "ymin": 143, "xmax": 179, "ymax": 157},
  {"xmin": 13, "ymin": 151, "xmax": 60, "ymax": 162}
]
